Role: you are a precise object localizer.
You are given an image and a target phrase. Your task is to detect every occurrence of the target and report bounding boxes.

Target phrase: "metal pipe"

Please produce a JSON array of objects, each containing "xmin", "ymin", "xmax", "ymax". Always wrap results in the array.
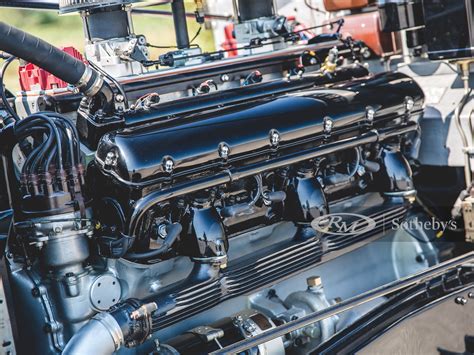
[
  {"xmin": 211, "ymin": 251, "xmax": 474, "ymax": 354},
  {"xmin": 171, "ymin": 0, "xmax": 190, "ymax": 49},
  {"xmin": 63, "ymin": 313, "xmax": 124, "ymax": 355},
  {"xmin": 126, "ymin": 122, "xmax": 418, "ymax": 236}
]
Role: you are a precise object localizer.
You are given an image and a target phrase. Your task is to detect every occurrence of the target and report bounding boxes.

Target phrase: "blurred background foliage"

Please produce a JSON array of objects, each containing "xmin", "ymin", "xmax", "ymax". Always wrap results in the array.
[{"xmin": 0, "ymin": 2, "xmax": 216, "ymax": 90}]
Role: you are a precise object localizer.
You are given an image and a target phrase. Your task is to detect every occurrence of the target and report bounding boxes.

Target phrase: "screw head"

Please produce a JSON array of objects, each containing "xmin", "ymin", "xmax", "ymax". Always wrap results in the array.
[
  {"xmin": 455, "ymin": 296, "xmax": 467, "ymax": 305},
  {"xmin": 269, "ymin": 129, "xmax": 280, "ymax": 147},
  {"xmin": 163, "ymin": 157, "xmax": 174, "ymax": 173},
  {"xmin": 323, "ymin": 117, "xmax": 333, "ymax": 134},
  {"xmin": 115, "ymin": 94, "xmax": 125, "ymax": 103},
  {"xmin": 218, "ymin": 142, "xmax": 230, "ymax": 159}
]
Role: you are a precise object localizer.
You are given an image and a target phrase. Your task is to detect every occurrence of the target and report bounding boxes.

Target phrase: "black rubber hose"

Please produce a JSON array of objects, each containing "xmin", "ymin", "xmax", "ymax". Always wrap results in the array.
[
  {"xmin": 0, "ymin": 22, "xmax": 102, "ymax": 96},
  {"xmin": 0, "ymin": 22, "xmax": 84, "ymax": 84}
]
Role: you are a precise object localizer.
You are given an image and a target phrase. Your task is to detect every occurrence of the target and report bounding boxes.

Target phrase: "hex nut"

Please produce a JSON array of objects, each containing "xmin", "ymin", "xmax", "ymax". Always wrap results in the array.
[{"xmin": 307, "ymin": 276, "xmax": 322, "ymax": 287}]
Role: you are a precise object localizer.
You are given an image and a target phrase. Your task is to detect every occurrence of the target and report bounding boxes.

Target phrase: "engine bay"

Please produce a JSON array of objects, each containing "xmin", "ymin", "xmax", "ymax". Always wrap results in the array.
[{"xmin": 0, "ymin": 0, "xmax": 473, "ymax": 354}]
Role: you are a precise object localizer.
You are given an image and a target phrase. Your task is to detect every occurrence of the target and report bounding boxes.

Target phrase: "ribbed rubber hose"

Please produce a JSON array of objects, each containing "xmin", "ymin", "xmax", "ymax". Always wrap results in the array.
[{"xmin": 0, "ymin": 21, "xmax": 97, "ymax": 90}]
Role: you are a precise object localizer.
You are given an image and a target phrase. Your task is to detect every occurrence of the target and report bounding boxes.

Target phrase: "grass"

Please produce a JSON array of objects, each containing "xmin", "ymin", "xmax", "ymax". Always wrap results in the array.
[{"xmin": 0, "ymin": 3, "xmax": 216, "ymax": 91}]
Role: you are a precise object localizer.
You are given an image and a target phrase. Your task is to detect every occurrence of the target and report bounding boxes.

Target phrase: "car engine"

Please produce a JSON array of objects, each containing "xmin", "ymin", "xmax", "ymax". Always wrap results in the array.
[{"xmin": 0, "ymin": 0, "xmax": 473, "ymax": 354}]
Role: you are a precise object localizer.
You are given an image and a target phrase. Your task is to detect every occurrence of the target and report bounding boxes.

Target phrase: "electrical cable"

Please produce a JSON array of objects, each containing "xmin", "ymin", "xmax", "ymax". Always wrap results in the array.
[
  {"xmin": 0, "ymin": 56, "xmax": 20, "ymax": 123},
  {"xmin": 189, "ymin": 25, "xmax": 202, "ymax": 45},
  {"xmin": 304, "ymin": 0, "xmax": 326, "ymax": 14},
  {"xmin": 143, "ymin": 19, "xmax": 345, "ymax": 67}
]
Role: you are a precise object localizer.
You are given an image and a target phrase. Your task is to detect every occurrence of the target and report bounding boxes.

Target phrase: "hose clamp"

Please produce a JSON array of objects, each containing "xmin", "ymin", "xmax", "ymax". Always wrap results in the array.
[
  {"xmin": 93, "ymin": 312, "xmax": 124, "ymax": 351},
  {"xmin": 75, "ymin": 66, "xmax": 103, "ymax": 97}
]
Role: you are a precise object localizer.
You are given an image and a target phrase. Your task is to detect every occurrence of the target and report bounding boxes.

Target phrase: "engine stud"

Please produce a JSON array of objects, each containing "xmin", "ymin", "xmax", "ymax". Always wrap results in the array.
[
  {"xmin": 163, "ymin": 157, "xmax": 175, "ymax": 173},
  {"xmin": 323, "ymin": 117, "xmax": 333, "ymax": 134},
  {"xmin": 405, "ymin": 96, "xmax": 415, "ymax": 112},
  {"xmin": 269, "ymin": 129, "xmax": 281, "ymax": 146},
  {"xmin": 366, "ymin": 106, "xmax": 376, "ymax": 123},
  {"xmin": 218, "ymin": 142, "xmax": 230, "ymax": 159}
]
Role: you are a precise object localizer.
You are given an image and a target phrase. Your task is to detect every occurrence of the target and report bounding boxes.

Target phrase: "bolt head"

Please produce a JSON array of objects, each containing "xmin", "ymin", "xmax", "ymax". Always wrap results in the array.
[
  {"xmin": 115, "ymin": 94, "xmax": 124, "ymax": 103},
  {"xmin": 366, "ymin": 107, "xmax": 376, "ymax": 122},
  {"xmin": 218, "ymin": 143, "xmax": 230, "ymax": 159},
  {"xmin": 104, "ymin": 151, "xmax": 118, "ymax": 167},
  {"xmin": 307, "ymin": 276, "xmax": 322, "ymax": 287},
  {"xmin": 270, "ymin": 129, "xmax": 280, "ymax": 146},
  {"xmin": 405, "ymin": 97, "xmax": 415, "ymax": 111},
  {"xmin": 323, "ymin": 117, "xmax": 333, "ymax": 134},
  {"xmin": 163, "ymin": 158, "xmax": 174, "ymax": 173},
  {"xmin": 221, "ymin": 74, "xmax": 230, "ymax": 82}
]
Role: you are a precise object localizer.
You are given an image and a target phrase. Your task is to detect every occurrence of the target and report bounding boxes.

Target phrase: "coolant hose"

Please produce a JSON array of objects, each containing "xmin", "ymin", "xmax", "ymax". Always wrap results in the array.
[{"xmin": 0, "ymin": 22, "xmax": 103, "ymax": 96}]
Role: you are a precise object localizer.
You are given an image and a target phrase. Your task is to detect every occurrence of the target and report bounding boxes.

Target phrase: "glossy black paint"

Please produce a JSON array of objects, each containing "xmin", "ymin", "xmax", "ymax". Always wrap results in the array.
[
  {"xmin": 78, "ymin": 65, "xmax": 370, "ymax": 149},
  {"xmin": 122, "ymin": 124, "xmax": 415, "ymax": 239},
  {"xmin": 286, "ymin": 175, "xmax": 328, "ymax": 223},
  {"xmin": 376, "ymin": 148, "xmax": 414, "ymax": 192},
  {"xmin": 182, "ymin": 206, "xmax": 228, "ymax": 260},
  {"xmin": 95, "ymin": 71, "xmax": 424, "ymax": 186}
]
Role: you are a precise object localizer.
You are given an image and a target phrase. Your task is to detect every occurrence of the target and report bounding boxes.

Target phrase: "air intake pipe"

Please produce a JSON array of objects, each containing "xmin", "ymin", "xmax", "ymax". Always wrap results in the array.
[{"xmin": 0, "ymin": 21, "xmax": 110, "ymax": 97}]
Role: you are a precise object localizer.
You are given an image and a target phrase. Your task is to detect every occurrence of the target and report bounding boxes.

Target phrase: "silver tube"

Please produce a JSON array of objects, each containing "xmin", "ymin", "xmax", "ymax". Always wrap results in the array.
[{"xmin": 62, "ymin": 313, "xmax": 124, "ymax": 355}]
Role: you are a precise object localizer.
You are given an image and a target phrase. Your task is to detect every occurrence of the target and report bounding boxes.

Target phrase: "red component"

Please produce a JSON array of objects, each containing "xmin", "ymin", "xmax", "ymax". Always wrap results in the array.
[
  {"xmin": 323, "ymin": 11, "xmax": 400, "ymax": 57},
  {"xmin": 323, "ymin": 0, "xmax": 370, "ymax": 12},
  {"xmin": 18, "ymin": 47, "xmax": 85, "ymax": 91},
  {"xmin": 221, "ymin": 24, "xmax": 238, "ymax": 57}
]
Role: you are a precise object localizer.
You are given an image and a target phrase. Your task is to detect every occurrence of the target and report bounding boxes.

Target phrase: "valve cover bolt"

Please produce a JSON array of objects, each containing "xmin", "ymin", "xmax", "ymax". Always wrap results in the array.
[
  {"xmin": 405, "ymin": 96, "xmax": 415, "ymax": 111},
  {"xmin": 163, "ymin": 157, "xmax": 174, "ymax": 173},
  {"xmin": 366, "ymin": 106, "xmax": 376, "ymax": 122},
  {"xmin": 270, "ymin": 129, "xmax": 280, "ymax": 146},
  {"xmin": 323, "ymin": 117, "xmax": 333, "ymax": 134},
  {"xmin": 218, "ymin": 142, "xmax": 230, "ymax": 159}
]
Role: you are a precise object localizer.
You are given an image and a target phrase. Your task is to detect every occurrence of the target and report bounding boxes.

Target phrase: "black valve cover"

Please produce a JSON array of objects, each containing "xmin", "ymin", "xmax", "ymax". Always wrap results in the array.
[{"xmin": 95, "ymin": 72, "xmax": 423, "ymax": 187}]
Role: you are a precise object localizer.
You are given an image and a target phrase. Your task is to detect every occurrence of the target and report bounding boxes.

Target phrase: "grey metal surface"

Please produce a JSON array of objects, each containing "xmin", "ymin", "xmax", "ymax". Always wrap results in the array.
[
  {"xmin": 212, "ymin": 251, "xmax": 474, "ymax": 354},
  {"xmin": 154, "ymin": 221, "xmax": 439, "ymax": 343},
  {"xmin": 398, "ymin": 60, "xmax": 474, "ymax": 167},
  {"xmin": 90, "ymin": 274, "xmax": 122, "ymax": 311},
  {"xmin": 62, "ymin": 312, "xmax": 124, "ymax": 355}
]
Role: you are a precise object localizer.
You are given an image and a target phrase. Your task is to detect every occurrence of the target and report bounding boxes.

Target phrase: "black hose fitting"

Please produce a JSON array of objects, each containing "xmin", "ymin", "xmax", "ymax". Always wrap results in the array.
[{"xmin": 0, "ymin": 21, "xmax": 106, "ymax": 97}]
